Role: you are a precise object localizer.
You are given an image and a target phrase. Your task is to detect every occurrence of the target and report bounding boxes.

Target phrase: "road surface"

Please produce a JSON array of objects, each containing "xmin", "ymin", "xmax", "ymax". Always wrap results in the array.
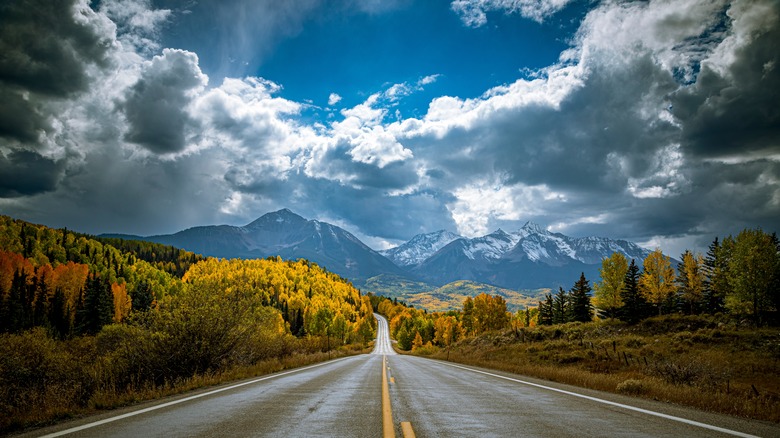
[{"xmin": 22, "ymin": 314, "xmax": 779, "ymax": 437}]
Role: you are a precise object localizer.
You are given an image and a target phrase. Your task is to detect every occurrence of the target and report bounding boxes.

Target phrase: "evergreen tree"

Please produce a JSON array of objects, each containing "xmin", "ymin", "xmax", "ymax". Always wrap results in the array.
[
  {"xmin": 552, "ymin": 287, "xmax": 568, "ymax": 324},
  {"xmin": 702, "ymin": 237, "xmax": 728, "ymax": 314},
  {"xmin": 538, "ymin": 294, "xmax": 553, "ymax": 326},
  {"xmin": 131, "ymin": 281, "xmax": 154, "ymax": 312},
  {"xmin": 32, "ymin": 274, "xmax": 49, "ymax": 327},
  {"xmin": 48, "ymin": 287, "xmax": 69, "ymax": 339},
  {"xmin": 620, "ymin": 259, "xmax": 648, "ymax": 324},
  {"xmin": 5, "ymin": 269, "xmax": 28, "ymax": 332},
  {"xmin": 76, "ymin": 274, "xmax": 114, "ymax": 335},
  {"xmin": 569, "ymin": 273, "xmax": 594, "ymax": 322}
]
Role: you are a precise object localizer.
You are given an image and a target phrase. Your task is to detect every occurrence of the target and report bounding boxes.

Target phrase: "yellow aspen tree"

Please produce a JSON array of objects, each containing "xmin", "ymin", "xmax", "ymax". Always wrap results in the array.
[
  {"xmin": 639, "ymin": 249, "xmax": 676, "ymax": 315},
  {"xmin": 593, "ymin": 252, "xmax": 628, "ymax": 319}
]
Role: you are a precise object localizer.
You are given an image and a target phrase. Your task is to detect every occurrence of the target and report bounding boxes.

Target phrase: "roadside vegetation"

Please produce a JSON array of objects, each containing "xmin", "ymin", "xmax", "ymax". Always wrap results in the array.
[
  {"xmin": 0, "ymin": 216, "xmax": 375, "ymax": 434},
  {"xmin": 371, "ymin": 226, "xmax": 780, "ymax": 422}
]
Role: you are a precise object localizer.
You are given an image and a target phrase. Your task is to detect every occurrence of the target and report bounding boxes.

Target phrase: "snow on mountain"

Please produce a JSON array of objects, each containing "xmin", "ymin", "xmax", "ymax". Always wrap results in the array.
[
  {"xmin": 380, "ymin": 230, "xmax": 462, "ymax": 267},
  {"xmin": 413, "ymin": 221, "xmax": 653, "ymax": 289},
  {"xmin": 459, "ymin": 229, "xmax": 520, "ymax": 261}
]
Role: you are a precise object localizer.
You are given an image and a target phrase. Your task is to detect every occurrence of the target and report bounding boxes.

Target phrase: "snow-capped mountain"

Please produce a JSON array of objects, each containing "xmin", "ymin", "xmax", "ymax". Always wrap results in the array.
[
  {"xmin": 379, "ymin": 230, "xmax": 462, "ymax": 267},
  {"xmin": 132, "ymin": 209, "xmax": 407, "ymax": 281},
  {"xmin": 109, "ymin": 209, "xmax": 655, "ymax": 291},
  {"xmin": 411, "ymin": 222, "xmax": 652, "ymax": 289}
]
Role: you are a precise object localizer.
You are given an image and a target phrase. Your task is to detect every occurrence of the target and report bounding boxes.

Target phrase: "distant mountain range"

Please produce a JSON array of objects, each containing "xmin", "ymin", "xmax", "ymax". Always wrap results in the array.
[
  {"xmin": 105, "ymin": 208, "xmax": 652, "ymax": 292},
  {"xmin": 104, "ymin": 208, "xmax": 406, "ymax": 281},
  {"xmin": 408, "ymin": 223, "xmax": 651, "ymax": 289}
]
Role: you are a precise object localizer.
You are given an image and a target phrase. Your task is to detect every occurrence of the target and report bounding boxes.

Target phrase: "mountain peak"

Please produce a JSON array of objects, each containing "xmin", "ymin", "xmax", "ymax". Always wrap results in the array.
[
  {"xmin": 521, "ymin": 221, "xmax": 548, "ymax": 234},
  {"xmin": 246, "ymin": 208, "xmax": 307, "ymax": 228},
  {"xmin": 380, "ymin": 229, "xmax": 462, "ymax": 267}
]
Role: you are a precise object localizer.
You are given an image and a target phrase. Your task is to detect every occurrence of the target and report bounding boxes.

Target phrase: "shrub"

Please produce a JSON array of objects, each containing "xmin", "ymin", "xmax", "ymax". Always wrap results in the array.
[{"xmin": 616, "ymin": 379, "xmax": 650, "ymax": 395}]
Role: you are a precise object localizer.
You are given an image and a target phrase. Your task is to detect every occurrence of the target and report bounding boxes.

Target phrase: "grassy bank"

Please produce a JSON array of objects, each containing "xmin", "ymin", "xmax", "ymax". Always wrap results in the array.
[
  {"xmin": 0, "ymin": 335, "xmax": 370, "ymax": 435},
  {"xmin": 408, "ymin": 315, "xmax": 780, "ymax": 422}
]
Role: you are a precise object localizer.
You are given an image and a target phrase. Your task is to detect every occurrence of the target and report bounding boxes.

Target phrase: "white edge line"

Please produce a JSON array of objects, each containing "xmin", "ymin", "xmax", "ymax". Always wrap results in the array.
[
  {"xmin": 440, "ymin": 362, "xmax": 759, "ymax": 438},
  {"xmin": 40, "ymin": 356, "xmax": 354, "ymax": 437}
]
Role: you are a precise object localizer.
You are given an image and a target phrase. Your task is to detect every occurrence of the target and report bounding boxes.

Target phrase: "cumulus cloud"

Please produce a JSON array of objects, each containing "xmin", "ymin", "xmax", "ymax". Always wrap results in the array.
[
  {"xmin": 328, "ymin": 93, "xmax": 342, "ymax": 106},
  {"xmin": 451, "ymin": 0, "xmax": 573, "ymax": 26},
  {"xmin": 0, "ymin": 0, "xmax": 115, "ymax": 146},
  {"xmin": 447, "ymin": 179, "xmax": 566, "ymax": 237},
  {"xmin": 122, "ymin": 49, "xmax": 208, "ymax": 154},
  {"xmin": 0, "ymin": 0, "xmax": 777, "ymax": 259},
  {"xmin": 98, "ymin": 0, "xmax": 171, "ymax": 53},
  {"xmin": 670, "ymin": 0, "xmax": 780, "ymax": 159}
]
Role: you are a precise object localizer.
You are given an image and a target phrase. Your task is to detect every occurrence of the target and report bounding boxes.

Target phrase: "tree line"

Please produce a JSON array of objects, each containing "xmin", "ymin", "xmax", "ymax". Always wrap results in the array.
[
  {"xmin": 373, "ymin": 227, "xmax": 779, "ymax": 352},
  {"xmin": 0, "ymin": 216, "xmax": 376, "ymax": 431},
  {"xmin": 592, "ymin": 228, "xmax": 780, "ymax": 326}
]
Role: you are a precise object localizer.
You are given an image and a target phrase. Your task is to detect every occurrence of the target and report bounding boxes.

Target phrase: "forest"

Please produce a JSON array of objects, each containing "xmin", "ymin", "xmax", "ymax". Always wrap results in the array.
[
  {"xmin": 1, "ymin": 214, "xmax": 778, "ymax": 429},
  {"xmin": 372, "ymin": 227, "xmax": 779, "ymax": 355},
  {"xmin": 369, "ymin": 227, "xmax": 779, "ymax": 422},
  {"xmin": 0, "ymin": 216, "xmax": 375, "ymax": 432}
]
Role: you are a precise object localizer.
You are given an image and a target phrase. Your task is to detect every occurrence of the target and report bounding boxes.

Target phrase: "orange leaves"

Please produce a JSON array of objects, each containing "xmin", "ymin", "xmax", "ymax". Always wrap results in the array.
[
  {"xmin": 51, "ymin": 261, "xmax": 89, "ymax": 310},
  {"xmin": 112, "ymin": 283, "xmax": 132, "ymax": 323},
  {"xmin": 0, "ymin": 250, "xmax": 33, "ymax": 294}
]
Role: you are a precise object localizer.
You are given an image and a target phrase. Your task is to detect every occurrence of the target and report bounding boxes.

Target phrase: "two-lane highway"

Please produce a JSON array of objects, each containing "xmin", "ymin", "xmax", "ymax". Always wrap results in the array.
[{"xmin": 24, "ymin": 313, "xmax": 780, "ymax": 437}]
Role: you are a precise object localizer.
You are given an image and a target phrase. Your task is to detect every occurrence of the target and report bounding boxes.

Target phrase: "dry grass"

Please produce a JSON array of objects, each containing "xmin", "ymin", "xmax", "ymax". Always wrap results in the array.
[
  {"xmin": 1, "ymin": 344, "xmax": 371, "ymax": 435},
  {"xmin": 413, "ymin": 315, "xmax": 780, "ymax": 423}
]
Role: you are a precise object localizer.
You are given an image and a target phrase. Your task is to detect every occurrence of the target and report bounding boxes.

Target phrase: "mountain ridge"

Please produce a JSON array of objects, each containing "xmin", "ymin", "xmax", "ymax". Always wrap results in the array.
[{"xmin": 103, "ymin": 208, "xmax": 655, "ymax": 291}]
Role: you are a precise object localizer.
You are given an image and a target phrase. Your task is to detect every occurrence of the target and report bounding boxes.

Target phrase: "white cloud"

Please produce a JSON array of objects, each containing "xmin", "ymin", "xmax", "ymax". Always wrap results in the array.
[
  {"xmin": 99, "ymin": 0, "xmax": 171, "ymax": 53},
  {"xmin": 451, "ymin": 0, "xmax": 573, "ymax": 26},
  {"xmin": 627, "ymin": 144, "xmax": 688, "ymax": 199},
  {"xmin": 328, "ymin": 92, "xmax": 342, "ymax": 106},
  {"xmin": 447, "ymin": 179, "xmax": 566, "ymax": 237}
]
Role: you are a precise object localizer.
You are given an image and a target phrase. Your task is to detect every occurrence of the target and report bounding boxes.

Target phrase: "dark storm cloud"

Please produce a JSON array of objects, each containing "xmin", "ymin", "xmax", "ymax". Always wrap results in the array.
[
  {"xmin": 671, "ymin": 13, "xmax": 780, "ymax": 158},
  {"xmin": 0, "ymin": 150, "xmax": 63, "ymax": 197},
  {"xmin": 0, "ymin": 0, "xmax": 114, "ymax": 145},
  {"xmin": 0, "ymin": 0, "xmax": 112, "ymax": 97},
  {"xmin": 122, "ymin": 48, "xmax": 206, "ymax": 154},
  {"xmin": 489, "ymin": 55, "xmax": 679, "ymax": 194},
  {"xmin": 0, "ymin": 88, "xmax": 50, "ymax": 143},
  {"xmin": 43, "ymin": 145, "xmax": 231, "ymax": 235}
]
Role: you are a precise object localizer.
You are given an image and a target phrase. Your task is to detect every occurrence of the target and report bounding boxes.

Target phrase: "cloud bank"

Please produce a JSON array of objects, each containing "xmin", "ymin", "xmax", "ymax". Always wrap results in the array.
[{"xmin": 0, "ymin": 0, "xmax": 777, "ymax": 257}]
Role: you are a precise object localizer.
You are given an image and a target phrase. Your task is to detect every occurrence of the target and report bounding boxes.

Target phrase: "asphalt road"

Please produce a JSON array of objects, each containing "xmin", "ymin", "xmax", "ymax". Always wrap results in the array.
[{"xmin": 23, "ymin": 314, "xmax": 780, "ymax": 437}]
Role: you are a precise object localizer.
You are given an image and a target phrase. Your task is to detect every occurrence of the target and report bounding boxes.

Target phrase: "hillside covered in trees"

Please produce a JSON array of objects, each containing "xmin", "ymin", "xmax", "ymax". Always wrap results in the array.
[{"xmin": 0, "ymin": 216, "xmax": 375, "ymax": 432}]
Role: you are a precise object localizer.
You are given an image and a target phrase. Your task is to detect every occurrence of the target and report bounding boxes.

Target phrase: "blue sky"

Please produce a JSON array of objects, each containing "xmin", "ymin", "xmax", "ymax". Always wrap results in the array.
[{"xmin": 0, "ymin": 0, "xmax": 778, "ymax": 257}]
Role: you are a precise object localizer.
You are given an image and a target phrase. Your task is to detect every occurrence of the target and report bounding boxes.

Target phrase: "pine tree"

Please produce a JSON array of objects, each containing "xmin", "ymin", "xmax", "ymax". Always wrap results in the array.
[
  {"xmin": 76, "ymin": 274, "xmax": 114, "ymax": 335},
  {"xmin": 48, "ymin": 287, "xmax": 69, "ymax": 339},
  {"xmin": 32, "ymin": 273, "xmax": 49, "ymax": 327},
  {"xmin": 569, "ymin": 273, "xmax": 594, "ymax": 322},
  {"xmin": 552, "ymin": 287, "xmax": 568, "ymax": 324},
  {"xmin": 131, "ymin": 281, "xmax": 154, "ymax": 312},
  {"xmin": 702, "ymin": 237, "xmax": 727, "ymax": 314},
  {"xmin": 538, "ymin": 294, "xmax": 554, "ymax": 325},
  {"xmin": 5, "ymin": 269, "xmax": 27, "ymax": 332},
  {"xmin": 620, "ymin": 259, "xmax": 648, "ymax": 324}
]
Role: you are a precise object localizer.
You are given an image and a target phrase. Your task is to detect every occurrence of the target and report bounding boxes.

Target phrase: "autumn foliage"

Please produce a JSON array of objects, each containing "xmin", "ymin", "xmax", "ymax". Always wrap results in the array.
[{"xmin": 0, "ymin": 216, "xmax": 374, "ymax": 432}]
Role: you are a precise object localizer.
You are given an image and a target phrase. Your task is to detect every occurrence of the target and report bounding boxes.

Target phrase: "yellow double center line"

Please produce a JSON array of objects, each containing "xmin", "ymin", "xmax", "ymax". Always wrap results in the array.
[{"xmin": 382, "ymin": 355, "xmax": 415, "ymax": 438}]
